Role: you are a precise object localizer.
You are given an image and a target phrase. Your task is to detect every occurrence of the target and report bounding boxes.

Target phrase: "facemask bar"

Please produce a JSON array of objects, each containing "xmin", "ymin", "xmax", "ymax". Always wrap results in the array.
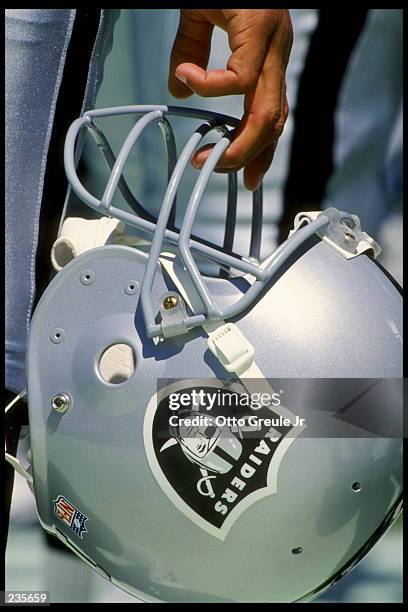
[
  {"xmin": 65, "ymin": 106, "xmax": 264, "ymax": 277},
  {"xmin": 64, "ymin": 105, "xmax": 356, "ymax": 339},
  {"xmin": 84, "ymin": 116, "xmax": 175, "ymax": 225}
]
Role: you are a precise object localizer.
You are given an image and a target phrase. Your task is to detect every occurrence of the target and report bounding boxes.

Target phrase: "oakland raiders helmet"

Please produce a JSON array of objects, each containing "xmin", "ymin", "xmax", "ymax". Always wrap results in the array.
[{"xmin": 13, "ymin": 106, "xmax": 402, "ymax": 602}]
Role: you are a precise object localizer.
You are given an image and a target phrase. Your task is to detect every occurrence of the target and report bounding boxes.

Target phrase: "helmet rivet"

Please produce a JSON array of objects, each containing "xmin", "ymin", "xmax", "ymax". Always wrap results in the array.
[
  {"xmin": 52, "ymin": 393, "xmax": 70, "ymax": 413},
  {"xmin": 163, "ymin": 295, "xmax": 178, "ymax": 310}
]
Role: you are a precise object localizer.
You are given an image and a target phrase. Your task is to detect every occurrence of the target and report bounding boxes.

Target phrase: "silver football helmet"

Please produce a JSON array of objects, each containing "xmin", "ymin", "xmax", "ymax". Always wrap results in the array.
[{"xmin": 15, "ymin": 106, "xmax": 403, "ymax": 602}]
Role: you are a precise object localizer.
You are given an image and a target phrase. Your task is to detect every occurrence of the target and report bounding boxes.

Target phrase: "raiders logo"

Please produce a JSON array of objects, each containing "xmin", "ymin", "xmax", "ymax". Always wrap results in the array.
[{"xmin": 144, "ymin": 380, "xmax": 305, "ymax": 540}]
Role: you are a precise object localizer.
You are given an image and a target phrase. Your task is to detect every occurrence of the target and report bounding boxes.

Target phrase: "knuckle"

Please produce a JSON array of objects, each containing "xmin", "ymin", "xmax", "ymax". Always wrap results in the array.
[
  {"xmin": 270, "ymin": 107, "xmax": 282, "ymax": 125},
  {"xmin": 174, "ymin": 32, "xmax": 210, "ymax": 63},
  {"xmin": 227, "ymin": 60, "xmax": 257, "ymax": 91},
  {"xmin": 197, "ymin": 84, "xmax": 216, "ymax": 98},
  {"xmin": 223, "ymin": 148, "xmax": 245, "ymax": 168},
  {"xmin": 238, "ymin": 73, "xmax": 257, "ymax": 92},
  {"xmin": 254, "ymin": 107, "xmax": 281, "ymax": 129},
  {"xmin": 273, "ymin": 119, "xmax": 286, "ymax": 138}
]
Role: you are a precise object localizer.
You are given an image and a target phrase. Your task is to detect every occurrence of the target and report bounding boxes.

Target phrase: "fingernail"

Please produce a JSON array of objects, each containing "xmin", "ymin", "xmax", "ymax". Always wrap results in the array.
[
  {"xmin": 247, "ymin": 180, "xmax": 261, "ymax": 192},
  {"xmin": 175, "ymin": 71, "xmax": 187, "ymax": 85}
]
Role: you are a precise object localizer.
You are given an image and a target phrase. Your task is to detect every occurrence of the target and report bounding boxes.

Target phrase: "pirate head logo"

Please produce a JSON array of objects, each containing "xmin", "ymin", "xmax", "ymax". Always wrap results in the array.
[{"xmin": 144, "ymin": 380, "xmax": 305, "ymax": 540}]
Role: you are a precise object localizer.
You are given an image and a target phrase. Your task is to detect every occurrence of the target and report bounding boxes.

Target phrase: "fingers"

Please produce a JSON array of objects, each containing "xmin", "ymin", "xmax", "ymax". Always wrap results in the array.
[
  {"xmin": 170, "ymin": 64, "xmax": 255, "ymax": 98},
  {"xmin": 169, "ymin": 9, "xmax": 293, "ymax": 190},
  {"xmin": 243, "ymin": 144, "xmax": 276, "ymax": 192},
  {"xmin": 241, "ymin": 77, "xmax": 289, "ymax": 191},
  {"xmin": 191, "ymin": 75, "xmax": 288, "ymax": 190},
  {"xmin": 172, "ymin": 12, "xmax": 271, "ymax": 97},
  {"xmin": 190, "ymin": 12, "xmax": 292, "ymax": 189},
  {"xmin": 169, "ymin": 11, "xmax": 214, "ymax": 98},
  {"xmin": 190, "ymin": 97, "xmax": 282, "ymax": 192},
  {"xmin": 190, "ymin": 143, "xmax": 276, "ymax": 193}
]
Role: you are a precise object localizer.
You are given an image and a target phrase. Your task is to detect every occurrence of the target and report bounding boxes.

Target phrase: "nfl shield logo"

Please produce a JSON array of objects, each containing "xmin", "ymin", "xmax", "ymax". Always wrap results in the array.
[{"xmin": 53, "ymin": 495, "xmax": 88, "ymax": 539}]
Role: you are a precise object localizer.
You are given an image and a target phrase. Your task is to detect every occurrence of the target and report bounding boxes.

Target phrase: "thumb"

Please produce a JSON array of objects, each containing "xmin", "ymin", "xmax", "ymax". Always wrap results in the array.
[{"xmin": 168, "ymin": 11, "xmax": 214, "ymax": 98}]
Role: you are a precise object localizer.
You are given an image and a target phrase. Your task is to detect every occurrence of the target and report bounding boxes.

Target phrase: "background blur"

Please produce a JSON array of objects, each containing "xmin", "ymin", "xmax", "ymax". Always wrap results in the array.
[{"xmin": 6, "ymin": 9, "xmax": 403, "ymax": 603}]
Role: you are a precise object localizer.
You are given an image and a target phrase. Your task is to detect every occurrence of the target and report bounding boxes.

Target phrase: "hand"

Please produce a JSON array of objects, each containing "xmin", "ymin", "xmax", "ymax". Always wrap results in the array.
[{"xmin": 168, "ymin": 9, "xmax": 293, "ymax": 191}]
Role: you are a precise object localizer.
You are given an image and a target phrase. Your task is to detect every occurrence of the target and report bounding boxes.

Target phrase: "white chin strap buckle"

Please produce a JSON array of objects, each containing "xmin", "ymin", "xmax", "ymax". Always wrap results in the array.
[{"xmin": 207, "ymin": 323, "xmax": 255, "ymax": 376}]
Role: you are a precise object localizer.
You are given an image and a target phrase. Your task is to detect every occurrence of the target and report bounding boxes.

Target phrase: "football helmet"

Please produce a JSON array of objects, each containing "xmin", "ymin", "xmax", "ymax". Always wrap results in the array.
[{"xmin": 11, "ymin": 106, "xmax": 403, "ymax": 602}]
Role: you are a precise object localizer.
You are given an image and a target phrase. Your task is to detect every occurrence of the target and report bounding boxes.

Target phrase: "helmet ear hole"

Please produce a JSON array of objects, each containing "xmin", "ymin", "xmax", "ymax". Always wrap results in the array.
[{"xmin": 99, "ymin": 343, "xmax": 135, "ymax": 384}]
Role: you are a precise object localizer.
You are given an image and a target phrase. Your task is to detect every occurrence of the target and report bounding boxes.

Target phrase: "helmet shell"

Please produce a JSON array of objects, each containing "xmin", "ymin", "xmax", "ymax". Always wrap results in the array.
[{"xmin": 27, "ymin": 241, "xmax": 402, "ymax": 602}]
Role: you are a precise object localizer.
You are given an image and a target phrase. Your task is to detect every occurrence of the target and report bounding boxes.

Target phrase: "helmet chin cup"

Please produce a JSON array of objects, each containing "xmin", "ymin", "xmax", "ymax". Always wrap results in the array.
[{"xmin": 64, "ymin": 105, "xmax": 380, "ymax": 339}]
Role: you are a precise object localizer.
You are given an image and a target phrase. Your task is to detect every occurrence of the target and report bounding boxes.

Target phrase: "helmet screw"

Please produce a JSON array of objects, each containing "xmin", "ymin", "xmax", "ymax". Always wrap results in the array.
[
  {"xmin": 163, "ymin": 295, "xmax": 178, "ymax": 310},
  {"xmin": 51, "ymin": 393, "xmax": 70, "ymax": 414}
]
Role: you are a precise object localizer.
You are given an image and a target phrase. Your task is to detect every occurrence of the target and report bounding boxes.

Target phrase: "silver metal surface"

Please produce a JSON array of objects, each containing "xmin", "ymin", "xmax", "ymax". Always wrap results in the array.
[
  {"xmin": 51, "ymin": 393, "xmax": 70, "ymax": 414},
  {"xmin": 27, "ymin": 240, "xmax": 402, "ymax": 603}
]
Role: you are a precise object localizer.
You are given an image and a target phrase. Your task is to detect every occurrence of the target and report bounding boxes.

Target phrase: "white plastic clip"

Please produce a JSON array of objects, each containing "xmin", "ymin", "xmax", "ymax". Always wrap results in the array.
[
  {"xmin": 207, "ymin": 323, "xmax": 255, "ymax": 375},
  {"xmin": 51, "ymin": 217, "xmax": 125, "ymax": 271},
  {"xmin": 289, "ymin": 208, "xmax": 381, "ymax": 260}
]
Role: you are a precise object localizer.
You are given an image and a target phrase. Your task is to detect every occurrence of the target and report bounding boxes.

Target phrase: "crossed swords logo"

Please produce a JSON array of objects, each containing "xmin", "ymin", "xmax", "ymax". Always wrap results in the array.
[{"xmin": 160, "ymin": 414, "xmax": 265, "ymax": 498}]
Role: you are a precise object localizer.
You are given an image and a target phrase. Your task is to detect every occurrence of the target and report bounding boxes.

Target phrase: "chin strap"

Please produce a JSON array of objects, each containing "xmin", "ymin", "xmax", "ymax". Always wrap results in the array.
[
  {"xmin": 159, "ymin": 252, "xmax": 276, "ymax": 399},
  {"xmin": 5, "ymin": 390, "xmax": 33, "ymax": 487},
  {"xmin": 4, "ymin": 389, "xmax": 33, "ymax": 553}
]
